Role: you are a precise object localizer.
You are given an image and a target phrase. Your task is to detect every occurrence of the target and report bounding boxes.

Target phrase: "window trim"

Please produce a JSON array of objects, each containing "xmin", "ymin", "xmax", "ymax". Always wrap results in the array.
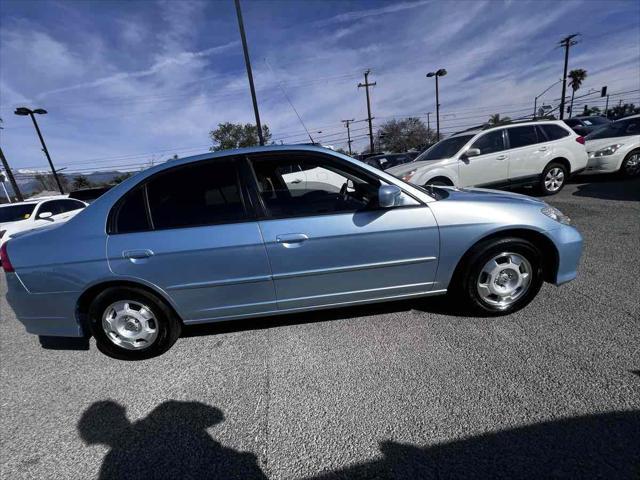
[
  {"xmin": 107, "ymin": 156, "xmax": 256, "ymax": 235},
  {"xmin": 244, "ymin": 150, "xmax": 426, "ymax": 221}
]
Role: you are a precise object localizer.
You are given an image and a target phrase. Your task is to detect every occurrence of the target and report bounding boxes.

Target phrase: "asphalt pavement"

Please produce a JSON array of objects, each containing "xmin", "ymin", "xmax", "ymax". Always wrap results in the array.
[{"xmin": 1, "ymin": 174, "xmax": 639, "ymax": 479}]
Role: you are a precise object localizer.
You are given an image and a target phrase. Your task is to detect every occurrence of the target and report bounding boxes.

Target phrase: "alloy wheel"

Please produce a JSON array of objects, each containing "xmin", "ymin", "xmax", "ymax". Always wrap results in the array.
[
  {"xmin": 624, "ymin": 153, "xmax": 640, "ymax": 176},
  {"xmin": 102, "ymin": 300, "xmax": 159, "ymax": 350},
  {"xmin": 544, "ymin": 167, "xmax": 565, "ymax": 192},
  {"xmin": 476, "ymin": 252, "xmax": 532, "ymax": 310}
]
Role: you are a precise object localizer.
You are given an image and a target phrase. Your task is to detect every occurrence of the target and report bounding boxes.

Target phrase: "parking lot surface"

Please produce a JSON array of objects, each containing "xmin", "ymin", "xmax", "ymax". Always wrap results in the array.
[{"xmin": 1, "ymin": 175, "xmax": 639, "ymax": 479}]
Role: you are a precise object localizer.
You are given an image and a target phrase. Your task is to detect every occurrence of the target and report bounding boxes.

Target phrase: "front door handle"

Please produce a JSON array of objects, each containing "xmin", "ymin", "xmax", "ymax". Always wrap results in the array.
[
  {"xmin": 290, "ymin": 178, "xmax": 303, "ymax": 184},
  {"xmin": 496, "ymin": 154, "xmax": 507, "ymax": 160},
  {"xmin": 276, "ymin": 233, "xmax": 309, "ymax": 248},
  {"xmin": 538, "ymin": 146, "xmax": 548, "ymax": 151},
  {"xmin": 123, "ymin": 249, "xmax": 154, "ymax": 260}
]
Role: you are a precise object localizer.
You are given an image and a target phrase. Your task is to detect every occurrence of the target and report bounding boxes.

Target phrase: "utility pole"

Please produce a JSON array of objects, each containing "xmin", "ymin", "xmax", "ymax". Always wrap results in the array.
[
  {"xmin": 234, "ymin": 0, "xmax": 264, "ymax": 145},
  {"xmin": 604, "ymin": 94, "xmax": 610, "ymax": 117},
  {"xmin": 426, "ymin": 112, "xmax": 431, "ymax": 132},
  {"xmin": 358, "ymin": 70, "xmax": 376, "ymax": 154},
  {"xmin": 558, "ymin": 34, "xmax": 579, "ymax": 120},
  {"xmin": 341, "ymin": 119, "xmax": 355, "ymax": 155},
  {"xmin": 0, "ymin": 148, "xmax": 23, "ymax": 201}
]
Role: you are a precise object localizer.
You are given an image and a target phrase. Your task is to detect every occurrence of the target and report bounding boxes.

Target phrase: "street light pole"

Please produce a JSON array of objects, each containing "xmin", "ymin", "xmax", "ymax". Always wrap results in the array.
[
  {"xmin": 14, "ymin": 107, "xmax": 64, "ymax": 194},
  {"xmin": 427, "ymin": 69, "xmax": 447, "ymax": 140},
  {"xmin": 533, "ymin": 79, "xmax": 563, "ymax": 119}
]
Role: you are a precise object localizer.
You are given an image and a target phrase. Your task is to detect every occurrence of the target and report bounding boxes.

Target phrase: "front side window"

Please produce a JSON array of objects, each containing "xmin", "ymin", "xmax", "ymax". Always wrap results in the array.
[
  {"xmin": 0, "ymin": 204, "xmax": 36, "ymax": 222},
  {"xmin": 147, "ymin": 160, "xmax": 247, "ymax": 230},
  {"xmin": 540, "ymin": 124, "xmax": 571, "ymax": 141},
  {"xmin": 470, "ymin": 130, "xmax": 505, "ymax": 155},
  {"xmin": 507, "ymin": 126, "xmax": 539, "ymax": 149},
  {"xmin": 250, "ymin": 154, "xmax": 381, "ymax": 217},
  {"xmin": 416, "ymin": 135, "xmax": 474, "ymax": 161}
]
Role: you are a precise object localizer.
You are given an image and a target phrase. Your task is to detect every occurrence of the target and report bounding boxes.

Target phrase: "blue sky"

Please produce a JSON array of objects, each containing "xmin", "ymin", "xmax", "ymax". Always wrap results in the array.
[{"xmin": 1, "ymin": 0, "xmax": 639, "ymax": 176}]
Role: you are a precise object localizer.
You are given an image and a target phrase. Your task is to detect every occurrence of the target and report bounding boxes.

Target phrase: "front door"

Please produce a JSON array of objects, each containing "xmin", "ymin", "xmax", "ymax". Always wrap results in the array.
[
  {"xmin": 107, "ymin": 158, "xmax": 276, "ymax": 323},
  {"xmin": 458, "ymin": 129, "xmax": 509, "ymax": 187},
  {"xmin": 248, "ymin": 152, "xmax": 440, "ymax": 311}
]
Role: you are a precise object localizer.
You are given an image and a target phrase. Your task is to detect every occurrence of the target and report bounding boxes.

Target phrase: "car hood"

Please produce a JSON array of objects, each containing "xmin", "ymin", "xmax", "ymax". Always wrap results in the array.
[
  {"xmin": 436, "ymin": 186, "xmax": 546, "ymax": 207},
  {"xmin": 584, "ymin": 136, "xmax": 629, "ymax": 152},
  {"xmin": 387, "ymin": 158, "xmax": 448, "ymax": 176}
]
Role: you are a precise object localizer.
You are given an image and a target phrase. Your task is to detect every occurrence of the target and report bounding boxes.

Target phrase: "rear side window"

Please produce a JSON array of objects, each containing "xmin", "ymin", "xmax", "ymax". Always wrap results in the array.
[
  {"xmin": 114, "ymin": 188, "xmax": 151, "ymax": 233},
  {"xmin": 146, "ymin": 160, "xmax": 247, "ymax": 230},
  {"xmin": 471, "ymin": 130, "xmax": 505, "ymax": 155},
  {"xmin": 540, "ymin": 124, "xmax": 571, "ymax": 141},
  {"xmin": 507, "ymin": 126, "xmax": 539, "ymax": 149}
]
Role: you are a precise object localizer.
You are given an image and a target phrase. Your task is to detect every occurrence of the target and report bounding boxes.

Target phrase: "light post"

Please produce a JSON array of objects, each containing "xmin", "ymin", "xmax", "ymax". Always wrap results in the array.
[
  {"xmin": 426, "ymin": 69, "xmax": 447, "ymax": 140},
  {"xmin": 534, "ymin": 79, "xmax": 563, "ymax": 118},
  {"xmin": 14, "ymin": 107, "xmax": 64, "ymax": 194}
]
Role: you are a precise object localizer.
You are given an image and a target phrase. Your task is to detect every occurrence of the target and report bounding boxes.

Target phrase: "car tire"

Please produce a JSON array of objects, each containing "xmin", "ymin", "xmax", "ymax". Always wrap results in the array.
[
  {"xmin": 539, "ymin": 162, "xmax": 567, "ymax": 195},
  {"xmin": 453, "ymin": 237, "xmax": 544, "ymax": 316},
  {"xmin": 620, "ymin": 149, "xmax": 640, "ymax": 178},
  {"xmin": 88, "ymin": 287, "xmax": 182, "ymax": 360}
]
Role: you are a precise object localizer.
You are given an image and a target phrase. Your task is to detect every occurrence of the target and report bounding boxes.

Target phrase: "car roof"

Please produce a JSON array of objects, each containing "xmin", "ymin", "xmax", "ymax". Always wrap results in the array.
[{"xmin": 450, "ymin": 119, "xmax": 566, "ymax": 137}]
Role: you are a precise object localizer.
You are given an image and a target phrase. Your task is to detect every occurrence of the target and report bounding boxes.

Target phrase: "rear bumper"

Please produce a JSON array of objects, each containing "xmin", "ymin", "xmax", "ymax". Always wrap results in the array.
[
  {"xmin": 5, "ymin": 273, "xmax": 84, "ymax": 337},
  {"xmin": 545, "ymin": 225, "xmax": 583, "ymax": 285}
]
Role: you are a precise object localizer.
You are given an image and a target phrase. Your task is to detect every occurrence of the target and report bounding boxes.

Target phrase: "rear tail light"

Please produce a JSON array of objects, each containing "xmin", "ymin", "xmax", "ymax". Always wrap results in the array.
[
  {"xmin": 0, "ymin": 243, "xmax": 14, "ymax": 273},
  {"xmin": 576, "ymin": 136, "xmax": 585, "ymax": 145}
]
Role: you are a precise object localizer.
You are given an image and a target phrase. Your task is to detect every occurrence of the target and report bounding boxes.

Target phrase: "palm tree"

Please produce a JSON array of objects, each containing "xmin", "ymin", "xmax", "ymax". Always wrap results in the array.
[
  {"xmin": 568, "ymin": 68, "xmax": 587, "ymax": 118},
  {"xmin": 487, "ymin": 113, "xmax": 512, "ymax": 126}
]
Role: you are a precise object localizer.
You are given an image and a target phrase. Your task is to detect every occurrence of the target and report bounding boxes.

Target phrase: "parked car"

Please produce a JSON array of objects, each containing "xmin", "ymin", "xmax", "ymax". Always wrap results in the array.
[
  {"xmin": 583, "ymin": 114, "xmax": 640, "ymax": 177},
  {"xmin": 0, "ymin": 197, "xmax": 87, "ymax": 248},
  {"xmin": 2, "ymin": 145, "xmax": 583, "ymax": 360},
  {"xmin": 563, "ymin": 116, "xmax": 611, "ymax": 136},
  {"xmin": 366, "ymin": 152, "xmax": 420, "ymax": 170},
  {"xmin": 68, "ymin": 185, "xmax": 113, "ymax": 204},
  {"xmin": 387, "ymin": 120, "xmax": 588, "ymax": 195}
]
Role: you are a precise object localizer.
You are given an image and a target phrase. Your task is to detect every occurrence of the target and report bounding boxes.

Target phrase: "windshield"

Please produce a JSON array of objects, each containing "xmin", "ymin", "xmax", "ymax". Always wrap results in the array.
[
  {"xmin": 415, "ymin": 135, "xmax": 474, "ymax": 161},
  {"xmin": 582, "ymin": 117, "xmax": 609, "ymax": 126},
  {"xmin": 585, "ymin": 119, "xmax": 632, "ymax": 140},
  {"xmin": 0, "ymin": 204, "xmax": 37, "ymax": 223}
]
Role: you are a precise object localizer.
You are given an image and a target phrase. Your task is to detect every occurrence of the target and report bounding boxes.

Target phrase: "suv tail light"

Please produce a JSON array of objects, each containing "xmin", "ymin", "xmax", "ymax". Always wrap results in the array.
[
  {"xmin": 0, "ymin": 243, "xmax": 14, "ymax": 273},
  {"xmin": 576, "ymin": 136, "xmax": 585, "ymax": 145}
]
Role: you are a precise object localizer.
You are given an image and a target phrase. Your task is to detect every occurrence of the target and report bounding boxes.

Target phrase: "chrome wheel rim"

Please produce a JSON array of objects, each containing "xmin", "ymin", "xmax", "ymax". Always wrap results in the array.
[
  {"xmin": 477, "ymin": 252, "xmax": 532, "ymax": 310},
  {"xmin": 624, "ymin": 153, "xmax": 640, "ymax": 176},
  {"xmin": 102, "ymin": 300, "xmax": 158, "ymax": 350},
  {"xmin": 544, "ymin": 167, "xmax": 565, "ymax": 192}
]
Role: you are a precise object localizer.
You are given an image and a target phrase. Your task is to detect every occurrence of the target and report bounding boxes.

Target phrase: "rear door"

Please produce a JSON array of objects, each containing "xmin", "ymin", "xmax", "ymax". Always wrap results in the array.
[
  {"xmin": 505, "ymin": 125, "xmax": 550, "ymax": 182},
  {"xmin": 107, "ymin": 158, "xmax": 276, "ymax": 322},
  {"xmin": 247, "ymin": 152, "xmax": 439, "ymax": 311},
  {"xmin": 458, "ymin": 129, "xmax": 509, "ymax": 186}
]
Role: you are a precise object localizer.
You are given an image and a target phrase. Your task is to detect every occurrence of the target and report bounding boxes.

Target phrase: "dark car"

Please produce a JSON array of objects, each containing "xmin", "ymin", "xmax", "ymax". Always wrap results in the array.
[
  {"xmin": 365, "ymin": 152, "xmax": 421, "ymax": 170},
  {"xmin": 563, "ymin": 116, "xmax": 610, "ymax": 136},
  {"xmin": 68, "ymin": 186, "xmax": 113, "ymax": 204}
]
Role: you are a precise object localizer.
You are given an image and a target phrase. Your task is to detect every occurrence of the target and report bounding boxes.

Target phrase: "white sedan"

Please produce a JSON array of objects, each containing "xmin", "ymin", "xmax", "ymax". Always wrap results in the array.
[
  {"xmin": 584, "ymin": 114, "xmax": 640, "ymax": 177},
  {"xmin": 0, "ymin": 197, "xmax": 87, "ymax": 248}
]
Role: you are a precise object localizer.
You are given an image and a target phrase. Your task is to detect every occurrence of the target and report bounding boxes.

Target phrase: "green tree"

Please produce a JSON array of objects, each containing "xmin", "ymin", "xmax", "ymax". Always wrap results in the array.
[
  {"xmin": 112, "ymin": 172, "xmax": 133, "ymax": 184},
  {"xmin": 487, "ymin": 113, "xmax": 512, "ymax": 126},
  {"xmin": 582, "ymin": 105, "xmax": 601, "ymax": 116},
  {"xmin": 209, "ymin": 122, "xmax": 272, "ymax": 151},
  {"xmin": 72, "ymin": 175, "xmax": 92, "ymax": 189},
  {"xmin": 568, "ymin": 68, "xmax": 587, "ymax": 118},
  {"xmin": 375, "ymin": 118, "xmax": 435, "ymax": 153}
]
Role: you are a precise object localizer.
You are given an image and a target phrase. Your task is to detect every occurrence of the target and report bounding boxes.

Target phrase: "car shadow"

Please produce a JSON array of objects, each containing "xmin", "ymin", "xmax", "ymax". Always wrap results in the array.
[
  {"xmin": 570, "ymin": 174, "xmax": 640, "ymax": 202},
  {"xmin": 181, "ymin": 294, "xmax": 471, "ymax": 339},
  {"xmin": 77, "ymin": 402, "xmax": 639, "ymax": 479},
  {"xmin": 305, "ymin": 410, "xmax": 640, "ymax": 479},
  {"xmin": 77, "ymin": 400, "xmax": 268, "ymax": 479}
]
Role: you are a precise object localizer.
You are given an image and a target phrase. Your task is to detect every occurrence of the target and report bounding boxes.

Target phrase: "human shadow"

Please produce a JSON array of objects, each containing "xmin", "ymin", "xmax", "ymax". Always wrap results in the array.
[
  {"xmin": 571, "ymin": 175, "xmax": 640, "ymax": 202},
  {"xmin": 77, "ymin": 400, "xmax": 267, "ymax": 480},
  {"xmin": 306, "ymin": 410, "xmax": 640, "ymax": 480}
]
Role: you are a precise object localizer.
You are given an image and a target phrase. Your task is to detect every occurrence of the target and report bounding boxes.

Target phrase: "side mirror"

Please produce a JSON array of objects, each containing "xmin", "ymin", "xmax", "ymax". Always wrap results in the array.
[
  {"xmin": 38, "ymin": 211, "xmax": 54, "ymax": 220},
  {"xmin": 378, "ymin": 185, "xmax": 402, "ymax": 208},
  {"xmin": 463, "ymin": 148, "xmax": 481, "ymax": 159}
]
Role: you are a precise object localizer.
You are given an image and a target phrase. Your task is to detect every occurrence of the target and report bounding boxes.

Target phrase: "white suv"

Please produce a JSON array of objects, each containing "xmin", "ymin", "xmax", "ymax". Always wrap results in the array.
[
  {"xmin": 388, "ymin": 120, "xmax": 588, "ymax": 195},
  {"xmin": 583, "ymin": 114, "xmax": 640, "ymax": 177}
]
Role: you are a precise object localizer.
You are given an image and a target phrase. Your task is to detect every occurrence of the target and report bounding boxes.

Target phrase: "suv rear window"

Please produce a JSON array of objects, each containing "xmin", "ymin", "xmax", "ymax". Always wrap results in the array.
[{"xmin": 540, "ymin": 124, "xmax": 571, "ymax": 141}]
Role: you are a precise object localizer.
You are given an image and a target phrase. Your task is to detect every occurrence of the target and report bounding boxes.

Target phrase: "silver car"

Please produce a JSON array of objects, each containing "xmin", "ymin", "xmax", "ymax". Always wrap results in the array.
[{"xmin": 2, "ymin": 145, "xmax": 583, "ymax": 360}]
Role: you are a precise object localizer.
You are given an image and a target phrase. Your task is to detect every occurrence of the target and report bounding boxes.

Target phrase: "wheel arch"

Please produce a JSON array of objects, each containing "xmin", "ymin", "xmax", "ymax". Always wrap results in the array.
[
  {"xmin": 426, "ymin": 176, "xmax": 455, "ymax": 186},
  {"xmin": 449, "ymin": 228, "xmax": 560, "ymax": 287},
  {"xmin": 76, "ymin": 279, "xmax": 184, "ymax": 336},
  {"xmin": 546, "ymin": 156, "xmax": 571, "ymax": 174}
]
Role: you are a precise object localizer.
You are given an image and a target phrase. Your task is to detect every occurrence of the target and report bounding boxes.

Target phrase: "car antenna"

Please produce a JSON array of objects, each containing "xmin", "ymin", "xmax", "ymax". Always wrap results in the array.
[{"xmin": 264, "ymin": 57, "xmax": 315, "ymax": 144}]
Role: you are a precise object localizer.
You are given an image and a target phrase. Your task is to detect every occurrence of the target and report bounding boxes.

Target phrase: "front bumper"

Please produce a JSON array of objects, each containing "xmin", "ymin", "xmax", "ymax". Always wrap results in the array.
[
  {"xmin": 5, "ymin": 272, "xmax": 84, "ymax": 337},
  {"xmin": 584, "ymin": 153, "xmax": 623, "ymax": 173},
  {"xmin": 545, "ymin": 225, "xmax": 583, "ymax": 285}
]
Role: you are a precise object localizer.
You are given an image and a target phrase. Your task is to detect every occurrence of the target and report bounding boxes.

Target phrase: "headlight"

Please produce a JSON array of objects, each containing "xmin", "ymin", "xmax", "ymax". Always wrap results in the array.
[
  {"xmin": 401, "ymin": 169, "xmax": 417, "ymax": 182},
  {"xmin": 589, "ymin": 144, "xmax": 623, "ymax": 158},
  {"xmin": 541, "ymin": 206, "xmax": 571, "ymax": 225}
]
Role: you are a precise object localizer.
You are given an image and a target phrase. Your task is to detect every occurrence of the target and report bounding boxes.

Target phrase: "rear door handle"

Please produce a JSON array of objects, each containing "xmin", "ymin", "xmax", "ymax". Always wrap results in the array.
[
  {"xmin": 496, "ymin": 154, "xmax": 507, "ymax": 160},
  {"xmin": 276, "ymin": 233, "xmax": 309, "ymax": 247},
  {"xmin": 123, "ymin": 249, "xmax": 154, "ymax": 259},
  {"xmin": 290, "ymin": 178, "xmax": 303, "ymax": 184}
]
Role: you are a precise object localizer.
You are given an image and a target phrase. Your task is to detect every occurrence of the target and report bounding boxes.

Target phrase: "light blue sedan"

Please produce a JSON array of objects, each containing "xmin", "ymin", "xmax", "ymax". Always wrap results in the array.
[{"xmin": 1, "ymin": 145, "xmax": 582, "ymax": 360}]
